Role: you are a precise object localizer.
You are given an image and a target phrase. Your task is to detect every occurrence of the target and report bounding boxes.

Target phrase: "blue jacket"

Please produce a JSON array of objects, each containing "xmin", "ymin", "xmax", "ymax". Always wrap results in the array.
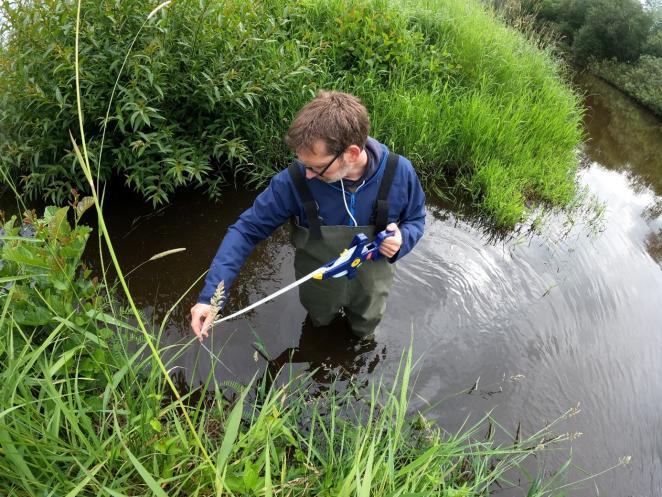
[{"xmin": 198, "ymin": 140, "xmax": 426, "ymax": 304}]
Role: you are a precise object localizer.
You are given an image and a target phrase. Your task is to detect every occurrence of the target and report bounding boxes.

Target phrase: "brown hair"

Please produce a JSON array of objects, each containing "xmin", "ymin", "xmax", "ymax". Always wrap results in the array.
[{"xmin": 285, "ymin": 91, "xmax": 370, "ymax": 155}]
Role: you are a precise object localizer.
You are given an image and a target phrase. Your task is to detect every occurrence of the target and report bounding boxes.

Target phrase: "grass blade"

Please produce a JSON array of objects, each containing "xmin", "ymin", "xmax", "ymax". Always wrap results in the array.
[
  {"xmin": 124, "ymin": 446, "xmax": 168, "ymax": 497},
  {"xmin": 216, "ymin": 387, "xmax": 249, "ymax": 489},
  {"xmin": 64, "ymin": 459, "xmax": 108, "ymax": 497}
]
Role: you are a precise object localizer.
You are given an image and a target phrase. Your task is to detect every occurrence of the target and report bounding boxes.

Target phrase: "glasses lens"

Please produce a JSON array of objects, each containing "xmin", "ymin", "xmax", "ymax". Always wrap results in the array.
[{"xmin": 293, "ymin": 150, "xmax": 341, "ymax": 177}]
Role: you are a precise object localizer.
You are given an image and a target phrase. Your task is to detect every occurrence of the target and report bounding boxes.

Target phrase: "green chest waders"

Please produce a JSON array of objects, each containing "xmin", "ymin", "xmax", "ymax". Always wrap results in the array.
[{"xmin": 287, "ymin": 153, "xmax": 399, "ymax": 337}]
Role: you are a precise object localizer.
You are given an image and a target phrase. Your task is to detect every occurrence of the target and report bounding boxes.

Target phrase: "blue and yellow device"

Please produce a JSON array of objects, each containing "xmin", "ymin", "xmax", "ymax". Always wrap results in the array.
[{"xmin": 313, "ymin": 229, "xmax": 395, "ymax": 280}]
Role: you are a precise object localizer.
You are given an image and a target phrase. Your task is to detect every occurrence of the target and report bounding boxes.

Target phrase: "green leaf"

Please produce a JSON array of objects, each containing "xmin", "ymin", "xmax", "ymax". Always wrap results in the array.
[
  {"xmin": 150, "ymin": 418, "xmax": 162, "ymax": 433},
  {"xmin": 0, "ymin": 236, "xmax": 44, "ymax": 243},
  {"xmin": 64, "ymin": 459, "xmax": 107, "ymax": 497},
  {"xmin": 216, "ymin": 390, "xmax": 247, "ymax": 487},
  {"xmin": 2, "ymin": 247, "xmax": 51, "ymax": 269},
  {"xmin": 264, "ymin": 436, "xmax": 273, "ymax": 497},
  {"xmin": 394, "ymin": 445, "xmax": 437, "ymax": 478},
  {"xmin": 48, "ymin": 206, "xmax": 70, "ymax": 239},
  {"xmin": 69, "ymin": 131, "xmax": 92, "ymax": 181},
  {"xmin": 0, "ymin": 274, "xmax": 47, "ymax": 284},
  {"xmin": 358, "ymin": 440, "xmax": 375, "ymax": 497},
  {"xmin": 102, "ymin": 488, "xmax": 131, "ymax": 497},
  {"xmin": 14, "ymin": 305, "xmax": 52, "ymax": 326},
  {"xmin": 49, "ymin": 345, "xmax": 84, "ymax": 376},
  {"xmin": 85, "ymin": 309, "xmax": 141, "ymax": 332},
  {"xmin": 55, "ymin": 86, "xmax": 64, "ymax": 105},
  {"xmin": 243, "ymin": 462, "xmax": 259, "ymax": 490},
  {"xmin": 0, "ymin": 426, "xmax": 35, "ymax": 493},
  {"xmin": 125, "ymin": 446, "xmax": 168, "ymax": 497},
  {"xmin": 52, "ymin": 276, "xmax": 71, "ymax": 291}
]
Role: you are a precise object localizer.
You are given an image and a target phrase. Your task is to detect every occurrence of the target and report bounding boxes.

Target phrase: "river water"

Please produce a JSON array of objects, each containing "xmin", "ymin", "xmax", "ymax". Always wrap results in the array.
[{"xmin": 48, "ymin": 74, "xmax": 662, "ymax": 496}]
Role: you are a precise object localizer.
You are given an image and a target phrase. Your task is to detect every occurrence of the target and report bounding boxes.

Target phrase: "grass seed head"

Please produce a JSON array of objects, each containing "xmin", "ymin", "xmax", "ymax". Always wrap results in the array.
[{"xmin": 210, "ymin": 280, "xmax": 226, "ymax": 318}]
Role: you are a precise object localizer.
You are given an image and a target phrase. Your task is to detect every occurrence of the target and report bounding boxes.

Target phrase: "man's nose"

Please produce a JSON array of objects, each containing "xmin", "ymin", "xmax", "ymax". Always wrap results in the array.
[{"xmin": 305, "ymin": 169, "xmax": 317, "ymax": 180}]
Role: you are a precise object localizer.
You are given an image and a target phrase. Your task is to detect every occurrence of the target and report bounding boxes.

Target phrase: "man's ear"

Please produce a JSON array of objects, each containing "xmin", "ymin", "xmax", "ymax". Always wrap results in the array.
[{"xmin": 346, "ymin": 144, "xmax": 363, "ymax": 161}]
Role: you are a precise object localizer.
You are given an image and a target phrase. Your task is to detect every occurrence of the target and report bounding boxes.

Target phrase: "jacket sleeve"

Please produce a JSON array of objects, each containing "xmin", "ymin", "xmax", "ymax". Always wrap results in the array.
[
  {"xmin": 197, "ymin": 173, "xmax": 297, "ymax": 305},
  {"xmin": 389, "ymin": 159, "xmax": 426, "ymax": 263}
]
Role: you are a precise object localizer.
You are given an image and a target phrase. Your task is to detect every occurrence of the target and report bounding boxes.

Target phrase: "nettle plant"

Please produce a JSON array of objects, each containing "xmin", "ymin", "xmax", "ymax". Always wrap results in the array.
[{"xmin": 0, "ymin": 195, "xmax": 100, "ymax": 329}]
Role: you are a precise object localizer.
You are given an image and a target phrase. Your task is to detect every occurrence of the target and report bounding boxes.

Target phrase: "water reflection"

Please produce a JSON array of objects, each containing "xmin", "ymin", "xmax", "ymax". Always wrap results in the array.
[
  {"xmin": 579, "ymin": 74, "xmax": 662, "ymax": 194},
  {"xmin": 579, "ymin": 74, "xmax": 662, "ymax": 266},
  {"xmin": 265, "ymin": 315, "xmax": 386, "ymax": 386}
]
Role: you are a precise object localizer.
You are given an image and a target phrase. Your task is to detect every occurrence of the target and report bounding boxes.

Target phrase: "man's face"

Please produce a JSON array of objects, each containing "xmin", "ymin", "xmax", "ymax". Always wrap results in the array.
[{"xmin": 296, "ymin": 140, "xmax": 348, "ymax": 183}]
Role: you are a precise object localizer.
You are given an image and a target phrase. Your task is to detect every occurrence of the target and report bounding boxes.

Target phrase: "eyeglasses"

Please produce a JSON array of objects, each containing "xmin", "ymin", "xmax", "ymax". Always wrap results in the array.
[{"xmin": 294, "ymin": 149, "xmax": 343, "ymax": 178}]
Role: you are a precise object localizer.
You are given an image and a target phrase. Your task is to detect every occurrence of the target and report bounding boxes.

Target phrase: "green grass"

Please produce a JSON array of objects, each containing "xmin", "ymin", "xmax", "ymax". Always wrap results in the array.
[
  {"xmin": 0, "ymin": 302, "xmax": 577, "ymax": 496},
  {"xmin": 0, "ymin": 310, "xmax": 582, "ymax": 496},
  {"xmin": 0, "ymin": 0, "xmax": 584, "ymax": 227},
  {"xmin": 368, "ymin": 0, "xmax": 583, "ymax": 226}
]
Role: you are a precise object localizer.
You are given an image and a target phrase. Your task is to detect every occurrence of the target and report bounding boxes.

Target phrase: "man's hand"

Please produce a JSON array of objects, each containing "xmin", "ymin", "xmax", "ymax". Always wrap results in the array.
[
  {"xmin": 191, "ymin": 303, "xmax": 214, "ymax": 342},
  {"xmin": 379, "ymin": 223, "xmax": 402, "ymax": 259}
]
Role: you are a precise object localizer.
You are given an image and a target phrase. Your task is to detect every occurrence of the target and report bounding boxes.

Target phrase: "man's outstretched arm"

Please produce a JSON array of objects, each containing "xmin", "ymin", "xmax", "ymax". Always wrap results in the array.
[{"xmin": 192, "ymin": 173, "xmax": 297, "ymax": 340}]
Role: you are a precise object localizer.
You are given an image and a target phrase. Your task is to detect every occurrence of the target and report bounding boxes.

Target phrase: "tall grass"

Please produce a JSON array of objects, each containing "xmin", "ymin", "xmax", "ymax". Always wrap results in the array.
[
  {"xmin": 0, "ymin": 0, "xmax": 584, "ymax": 227},
  {"xmin": 0, "ymin": 306, "xmax": 583, "ymax": 496}
]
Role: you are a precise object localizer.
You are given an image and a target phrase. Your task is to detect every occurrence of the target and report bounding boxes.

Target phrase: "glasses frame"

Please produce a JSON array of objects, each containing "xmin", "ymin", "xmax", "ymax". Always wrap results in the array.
[{"xmin": 294, "ymin": 149, "xmax": 343, "ymax": 178}]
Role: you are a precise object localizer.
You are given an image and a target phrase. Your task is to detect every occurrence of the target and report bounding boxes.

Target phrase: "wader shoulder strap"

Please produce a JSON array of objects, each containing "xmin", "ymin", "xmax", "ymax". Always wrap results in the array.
[
  {"xmin": 374, "ymin": 152, "xmax": 399, "ymax": 231},
  {"xmin": 287, "ymin": 163, "xmax": 322, "ymax": 239}
]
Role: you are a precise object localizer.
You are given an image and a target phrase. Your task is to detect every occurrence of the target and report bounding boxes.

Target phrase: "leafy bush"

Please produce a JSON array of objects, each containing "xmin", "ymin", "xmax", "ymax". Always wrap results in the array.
[
  {"xmin": 0, "ymin": 0, "xmax": 325, "ymax": 205},
  {"xmin": 0, "ymin": 199, "xmax": 135, "ymax": 397},
  {"xmin": 592, "ymin": 55, "xmax": 662, "ymax": 117},
  {"xmin": 0, "ymin": 199, "xmax": 100, "ymax": 327},
  {"xmin": 519, "ymin": 0, "xmax": 654, "ymax": 64},
  {"xmin": 1, "ymin": 0, "xmax": 584, "ymax": 227},
  {"xmin": 571, "ymin": 0, "xmax": 652, "ymax": 64}
]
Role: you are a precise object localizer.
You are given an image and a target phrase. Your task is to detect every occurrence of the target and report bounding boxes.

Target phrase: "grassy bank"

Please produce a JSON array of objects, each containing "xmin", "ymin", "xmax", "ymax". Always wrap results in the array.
[{"xmin": 0, "ymin": 0, "xmax": 583, "ymax": 227}]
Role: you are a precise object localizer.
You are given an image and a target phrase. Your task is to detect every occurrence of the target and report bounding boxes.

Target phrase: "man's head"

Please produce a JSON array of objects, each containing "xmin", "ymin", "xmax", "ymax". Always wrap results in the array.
[{"xmin": 286, "ymin": 91, "xmax": 370, "ymax": 182}]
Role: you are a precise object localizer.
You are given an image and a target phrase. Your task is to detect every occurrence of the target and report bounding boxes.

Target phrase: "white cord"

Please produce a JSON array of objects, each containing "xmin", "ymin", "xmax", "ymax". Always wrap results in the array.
[{"xmin": 340, "ymin": 179, "xmax": 358, "ymax": 226}]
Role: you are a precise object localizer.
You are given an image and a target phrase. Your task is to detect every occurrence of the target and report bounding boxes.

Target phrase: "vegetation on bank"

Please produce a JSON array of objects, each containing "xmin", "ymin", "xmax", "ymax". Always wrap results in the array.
[
  {"xmin": 500, "ymin": 0, "xmax": 662, "ymax": 117},
  {"xmin": 0, "ymin": 0, "xmax": 584, "ymax": 227},
  {"xmin": 590, "ymin": 56, "xmax": 662, "ymax": 117}
]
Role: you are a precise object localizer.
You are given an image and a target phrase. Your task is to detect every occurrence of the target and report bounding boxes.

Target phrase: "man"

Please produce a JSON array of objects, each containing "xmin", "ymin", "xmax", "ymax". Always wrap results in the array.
[{"xmin": 191, "ymin": 91, "xmax": 425, "ymax": 340}]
